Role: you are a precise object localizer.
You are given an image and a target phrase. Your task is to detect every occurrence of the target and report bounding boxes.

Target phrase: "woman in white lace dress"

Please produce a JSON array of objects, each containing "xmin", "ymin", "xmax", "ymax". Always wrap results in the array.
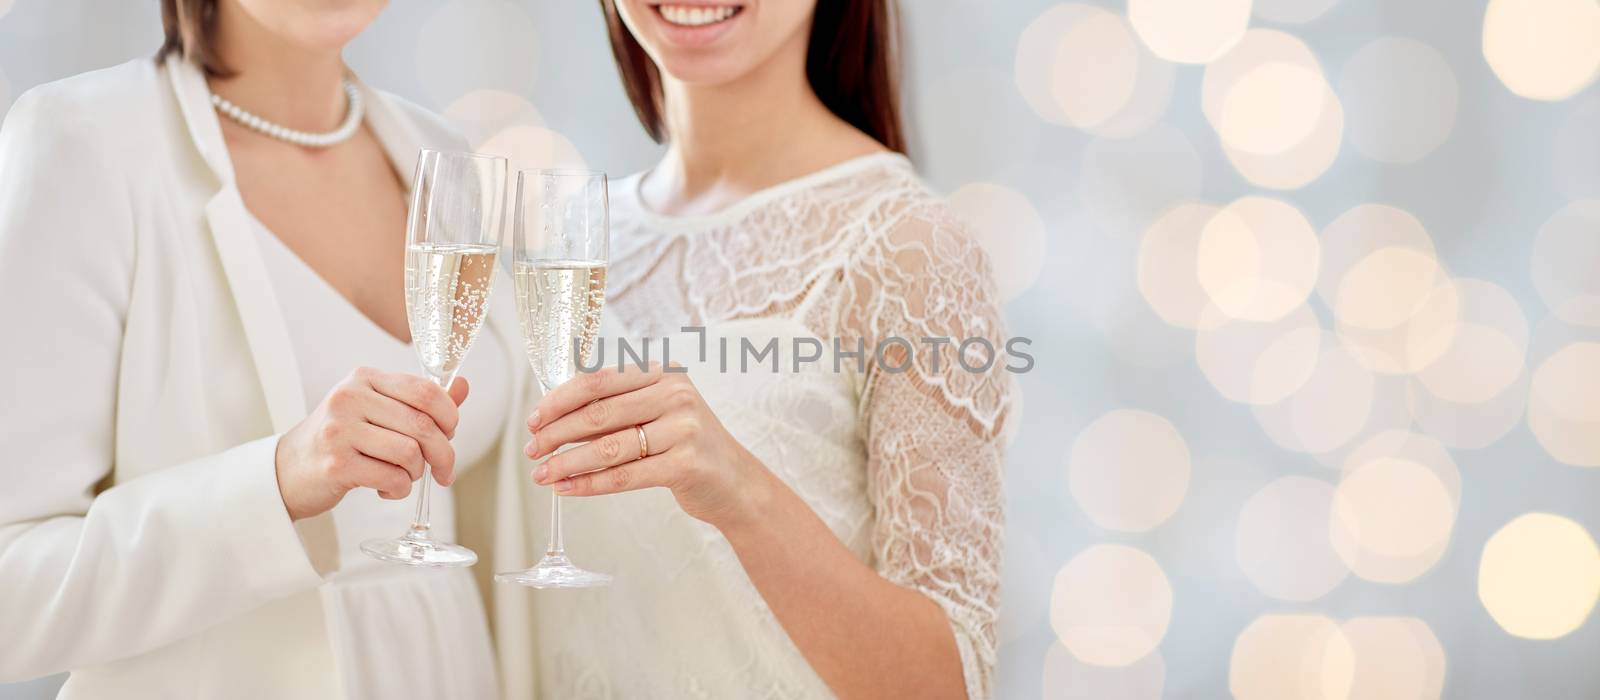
[{"xmin": 516, "ymin": 1, "xmax": 1011, "ymax": 697}]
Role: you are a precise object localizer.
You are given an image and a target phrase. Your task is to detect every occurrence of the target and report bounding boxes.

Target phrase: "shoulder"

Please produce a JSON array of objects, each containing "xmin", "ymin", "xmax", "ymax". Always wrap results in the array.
[
  {"xmin": 853, "ymin": 157, "xmax": 994, "ymax": 277},
  {"xmin": 0, "ymin": 59, "xmax": 168, "ymax": 175},
  {"xmin": 369, "ymin": 89, "xmax": 470, "ymax": 153},
  {"xmin": 4, "ymin": 59, "xmax": 165, "ymax": 137}
]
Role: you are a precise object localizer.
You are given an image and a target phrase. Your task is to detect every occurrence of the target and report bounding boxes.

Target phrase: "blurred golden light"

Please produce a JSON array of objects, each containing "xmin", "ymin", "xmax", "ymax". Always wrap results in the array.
[
  {"xmin": 1052, "ymin": 7, "xmax": 1141, "ymax": 129},
  {"xmin": 1341, "ymin": 617, "xmax": 1447, "ymax": 700},
  {"xmin": 1339, "ymin": 38, "xmax": 1459, "ymax": 164},
  {"xmin": 1405, "ymin": 374, "xmax": 1528, "ymax": 450},
  {"xmin": 1016, "ymin": 4, "xmax": 1093, "ymax": 127},
  {"xmin": 1218, "ymin": 62, "xmax": 1328, "ymax": 155},
  {"xmin": 1088, "ymin": 48, "xmax": 1177, "ymax": 139},
  {"xmin": 1229, "ymin": 614, "xmax": 1354, "ymax": 700},
  {"xmin": 1050, "ymin": 544, "xmax": 1173, "ymax": 667},
  {"xmin": 1042, "ymin": 642, "xmax": 1165, "ymax": 699},
  {"xmin": 1081, "ymin": 126, "xmax": 1202, "ymax": 238},
  {"xmin": 1252, "ymin": 0, "xmax": 1339, "ymax": 24},
  {"xmin": 1482, "ymin": 0, "xmax": 1600, "ymax": 101},
  {"xmin": 1018, "ymin": 4, "xmax": 1176, "ymax": 136},
  {"xmin": 445, "ymin": 90, "xmax": 544, "ymax": 149},
  {"xmin": 1335, "ymin": 248, "xmax": 1444, "ymax": 331},
  {"xmin": 1236, "ymin": 476, "xmax": 1350, "ymax": 601},
  {"xmin": 1478, "ymin": 513, "xmax": 1600, "ymax": 639},
  {"xmin": 1330, "ymin": 457, "xmax": 1456, "ymax": 583},
  {"xmin": 1531, "ymin": 200, "xmax": 1600, "ymax": 327},
  {"xmin": 949, "ymin": 183, "xmax": 1049, "ymax": 303},
  {"xmin": 1412, "ymin": 279, "xmax": 1529, "ymax": 404},
  {"xmin": 1339, "ymin": 279, "xmax": 1460, "ymax": 376},
  {"xmin": 1196, "ymin": 196, "xmax": 1320, "ymax": 322},
  {"xmin": 1341, "ymin": 431, "xmax": 1462, "ymax": 507},
  {"xmin": 1128, "ymin": 0, "xmax": 1253, "ymax": 64},
  {"xmin": 479, "ymin": 125, "xmax": 587, "ymax": 174},
  {"xmin": 1251, "ymin": 338, "xmax": 1374, "ymax": 455},
  {"xmin": 415, "ymin": 0, "xmax": 540, "ymax": 108},
  {"xmin": 1196, "ymin": 303, "xmax": 1322, "ymax": 404},
  {"xmin": 1200, "ymin": 29, "xmax": 1346, "ymax": 189},
  {"xmin": 1068, "ymin": 409, "xmax": 1191, "ymax": 532},
  {"xmin": 1528, "ymin": 342, "xmax": 1600, "ymax": 466},
  {"xmin": 1138, "ymin": 202, "xmax": 1223, "ymax": 329},
  {"xmin": 0, "ymin": 0, "xmax": 12, "ymax": 20},
  {"xmin": 1317, "ymin": 204, "xmax": 1437, "ymax": 307}
]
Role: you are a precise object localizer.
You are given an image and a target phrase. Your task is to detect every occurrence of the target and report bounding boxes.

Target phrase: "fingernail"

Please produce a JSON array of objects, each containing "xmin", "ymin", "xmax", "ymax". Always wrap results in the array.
[
  {"xmin": 554, "ymin": 479, "xmax": 574, "ymax": 493},
  {"xmin": 533, "ymin": 465, "xmax": 548, "ymax": 483},
  {"xmin": 528, "ymin": 409, "xmax": 540, "ymax": 430},
  {"xmin": 524, "ymin": 440, "xmax": 537, "ymax": 458}
]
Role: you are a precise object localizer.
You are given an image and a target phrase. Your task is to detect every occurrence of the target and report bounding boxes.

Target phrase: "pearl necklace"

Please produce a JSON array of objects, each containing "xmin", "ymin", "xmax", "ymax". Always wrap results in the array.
[{"xmin": 210, "ymin": 80, "xmax": 364, "ymax": 148}]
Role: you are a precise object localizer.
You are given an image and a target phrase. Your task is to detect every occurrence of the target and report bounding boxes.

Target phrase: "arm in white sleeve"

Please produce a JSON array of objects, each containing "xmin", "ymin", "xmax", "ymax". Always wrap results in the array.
[{"xmin": 0, "ymin": 84, "xmax": 324, "ymax": 681}]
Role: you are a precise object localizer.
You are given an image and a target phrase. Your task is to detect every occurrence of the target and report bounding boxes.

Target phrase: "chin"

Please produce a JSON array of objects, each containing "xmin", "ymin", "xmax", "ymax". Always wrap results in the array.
[{"xmin": 621, "ymin": 0, "xmax": 808, "ymax": 87}]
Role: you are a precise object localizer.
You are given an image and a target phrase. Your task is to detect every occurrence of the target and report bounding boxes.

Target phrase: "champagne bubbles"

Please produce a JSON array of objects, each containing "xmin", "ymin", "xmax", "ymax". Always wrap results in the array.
[
  {"xmin": 1050, "ymin": 544, "xmax": 1172, "ymax": 667},
  {"xmin": 1129, "ymin": 0, "xmax": 1253, "ymax": 64},
  {"xmin": 1482, "ymin": 0, "xmax": 1600, "ymax": 101},
  {"xmin": 1478, "ymin": 513, "xmax": 1600, "ymax": 639},
  {"xmin": 949, "ymin": 183, "xmax": 1049, "ymax": 302},
  {"xmin": 1339, "ymin": 38, "xmax": 1459, "ymax": 164},
  {"xmin": 1067, "ymin": 410, "xmax": 1191, "ymax": 532}
]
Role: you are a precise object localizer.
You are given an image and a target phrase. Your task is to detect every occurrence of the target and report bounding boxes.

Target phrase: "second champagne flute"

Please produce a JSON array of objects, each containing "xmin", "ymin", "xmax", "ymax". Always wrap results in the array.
[
  {"xmin": 361, "ymin": 149, "xmax": 506, "ymax": 567},
  {"xmin": 496, "ymin": 169, "xmax": 613, "ymax": 589}
]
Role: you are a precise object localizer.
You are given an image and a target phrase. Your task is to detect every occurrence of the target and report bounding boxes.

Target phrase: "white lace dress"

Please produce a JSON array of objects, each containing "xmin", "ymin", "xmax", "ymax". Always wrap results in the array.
[{"xmin": 525, "ymin": 153, "xmax": 1011, "ymax": 699}]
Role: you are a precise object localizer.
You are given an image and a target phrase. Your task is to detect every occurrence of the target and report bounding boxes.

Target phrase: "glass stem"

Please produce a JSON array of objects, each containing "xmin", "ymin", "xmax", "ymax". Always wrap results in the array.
[
  {"xmin": 411, "ymin": 469, "xmax": 433, "ymax": 534},
  {"xmin": 410, "ymin": 374, "xmax": 449, "ymax": 537},
  {"xmin": 546, "ymin": 490, "xmax": 564, "ymax": 556}
]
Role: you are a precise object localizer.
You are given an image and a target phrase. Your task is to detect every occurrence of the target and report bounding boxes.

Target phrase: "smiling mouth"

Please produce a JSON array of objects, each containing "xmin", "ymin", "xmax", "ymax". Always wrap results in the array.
[{"xmin": 651, "ymin": 3, "xmax": 745, "ymax": 28}]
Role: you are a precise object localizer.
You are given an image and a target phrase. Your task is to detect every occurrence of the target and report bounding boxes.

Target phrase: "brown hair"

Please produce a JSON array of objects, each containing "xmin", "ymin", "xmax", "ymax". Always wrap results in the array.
[
  {"xmin": 599, "ymin": 1, "xmax": 906, "ymax": 153},
  {"xmin": 156, "ymin": 0, "xmax": 233, "ymax": 76}
]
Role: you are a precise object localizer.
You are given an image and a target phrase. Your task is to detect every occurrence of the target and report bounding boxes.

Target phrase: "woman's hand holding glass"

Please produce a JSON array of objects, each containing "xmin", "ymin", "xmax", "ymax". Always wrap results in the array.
[
  {"xmin": 276, "ymin": 368, "xmax": 468, "ymax": 521},
  {"xmin": 524, "ymin": 364, "xmax": 772, "ymax": 530}
]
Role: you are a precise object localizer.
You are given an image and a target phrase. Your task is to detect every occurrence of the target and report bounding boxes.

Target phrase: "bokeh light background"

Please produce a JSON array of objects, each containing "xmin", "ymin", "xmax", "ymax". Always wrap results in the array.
[{"xmin": 2, "ymin": 0, "xmax": 1598, "ymax": 697}]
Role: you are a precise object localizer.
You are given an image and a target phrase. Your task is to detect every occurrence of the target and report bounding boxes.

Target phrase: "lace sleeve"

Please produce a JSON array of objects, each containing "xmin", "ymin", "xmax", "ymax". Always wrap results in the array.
[{"xmin": 840, "ymin": 201, "xmax": 1012, "ymax": 699}]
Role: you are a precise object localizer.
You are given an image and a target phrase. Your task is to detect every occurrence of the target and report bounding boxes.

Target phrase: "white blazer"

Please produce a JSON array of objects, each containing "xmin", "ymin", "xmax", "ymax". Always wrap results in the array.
[{"xmin": 0, "ymin": 57, "xmax": 542, "ymax": 698}]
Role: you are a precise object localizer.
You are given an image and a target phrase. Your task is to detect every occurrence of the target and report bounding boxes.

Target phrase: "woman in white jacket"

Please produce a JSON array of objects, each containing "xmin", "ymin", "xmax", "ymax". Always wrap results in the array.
[{"xmin": 0, "ymin": 0, "xmax": 540, "ymax": 697}]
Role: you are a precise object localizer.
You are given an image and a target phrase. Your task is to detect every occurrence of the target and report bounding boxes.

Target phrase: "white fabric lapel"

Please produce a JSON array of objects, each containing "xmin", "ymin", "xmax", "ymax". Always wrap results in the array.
[{"xmin": 166, "ymin": 56, "xmax": 309, "ymax": 434}]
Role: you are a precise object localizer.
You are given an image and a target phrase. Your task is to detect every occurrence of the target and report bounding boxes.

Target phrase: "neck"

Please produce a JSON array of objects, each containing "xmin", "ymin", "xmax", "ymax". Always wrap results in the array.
[
  {"xmin": 208, "ymin": 3, "xmax": 348, "ymax": 131},
  {"xmin": 653, "ymin": 31, "xmax": 849, "ymax": 200}
]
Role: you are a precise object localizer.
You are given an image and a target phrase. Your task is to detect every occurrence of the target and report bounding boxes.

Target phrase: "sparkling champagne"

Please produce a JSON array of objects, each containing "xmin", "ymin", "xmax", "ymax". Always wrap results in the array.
[
  {"xmin": 515, "ymin": 259, "xmax": 607, "ymax": 391},
  {"xmin": 405, "ymin": 242, "xmax": 498, "ymax": 383}
]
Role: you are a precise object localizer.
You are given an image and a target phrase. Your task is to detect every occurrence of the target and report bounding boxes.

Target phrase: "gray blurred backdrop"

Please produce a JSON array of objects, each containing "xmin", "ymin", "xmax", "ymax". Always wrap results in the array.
[{"xmin": 2, "ymin": 0, "xmax": 1598, "ymax": 698}]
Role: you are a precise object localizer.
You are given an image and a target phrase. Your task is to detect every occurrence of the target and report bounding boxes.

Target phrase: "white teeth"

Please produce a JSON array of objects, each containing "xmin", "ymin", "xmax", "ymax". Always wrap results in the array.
[{"xmin": 658, "ymin": 4, "xmax": 736, "ymax": 27}]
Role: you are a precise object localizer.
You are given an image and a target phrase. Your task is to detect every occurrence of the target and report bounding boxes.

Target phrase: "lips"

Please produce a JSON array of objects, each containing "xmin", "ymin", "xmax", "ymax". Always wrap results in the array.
[{"xmin": 652, "ymin": 3, "xmax": 744, "ymax": 28}]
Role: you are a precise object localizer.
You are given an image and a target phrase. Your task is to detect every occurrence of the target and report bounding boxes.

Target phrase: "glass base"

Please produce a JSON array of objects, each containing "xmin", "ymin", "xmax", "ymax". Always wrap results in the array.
[
  {"xmin": 495, "ymin": 553, "xmax": 612, "ymax": 588},
  {"xmin": 361, "ymin": 528, "xmax": 478, "ymax": 568}
]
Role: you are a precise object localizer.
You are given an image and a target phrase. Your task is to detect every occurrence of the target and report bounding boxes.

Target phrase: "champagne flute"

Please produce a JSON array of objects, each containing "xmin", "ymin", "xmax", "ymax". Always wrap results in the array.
[
  {"xmin": 362, "ymin": 149, "xmax": 506, "ymax": 568},
  {"xmin": 496, "ymin": 169, "xmax": 613, "ymax": 588}
]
